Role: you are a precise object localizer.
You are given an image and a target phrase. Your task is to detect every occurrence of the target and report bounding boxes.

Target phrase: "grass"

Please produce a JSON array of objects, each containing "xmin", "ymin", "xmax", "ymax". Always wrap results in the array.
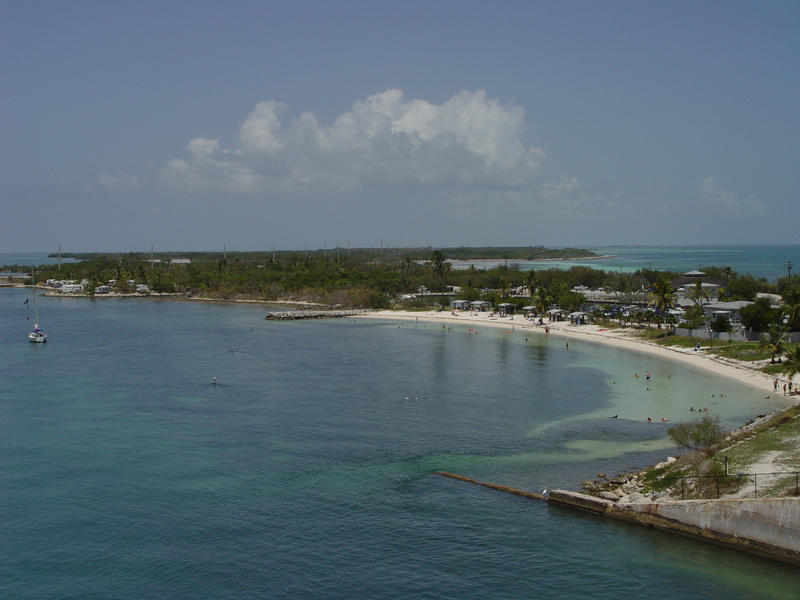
[{"xmin": 639, "ymin": 405, "xmax": 800, "ymax": 499}]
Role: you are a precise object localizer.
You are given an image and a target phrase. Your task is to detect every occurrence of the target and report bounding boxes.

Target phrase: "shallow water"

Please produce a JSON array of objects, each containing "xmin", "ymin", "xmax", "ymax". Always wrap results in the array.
[
  {"xmin": 1, "ymin": 289, "xmax": 799, "ymax": 599},
  {"xmin": 448, "ymin": 244, "xmax": 800, "ymax": 281}
]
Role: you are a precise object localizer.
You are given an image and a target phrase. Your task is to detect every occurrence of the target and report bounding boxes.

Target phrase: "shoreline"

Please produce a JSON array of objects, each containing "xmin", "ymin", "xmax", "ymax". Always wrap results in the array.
[
  {"xmin": 447, "ymin": 254, "xmax": 615, "ymax": 265},
  {"xmin": 358, "ymin": 309, "xmax": 782, "ymax": 394}
]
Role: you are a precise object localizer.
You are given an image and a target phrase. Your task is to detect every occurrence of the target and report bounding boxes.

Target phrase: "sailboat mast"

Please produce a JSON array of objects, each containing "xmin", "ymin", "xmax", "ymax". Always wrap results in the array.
[{"xmin": 31, "ymin": 267, "xmax": 39, "ymax": 328}]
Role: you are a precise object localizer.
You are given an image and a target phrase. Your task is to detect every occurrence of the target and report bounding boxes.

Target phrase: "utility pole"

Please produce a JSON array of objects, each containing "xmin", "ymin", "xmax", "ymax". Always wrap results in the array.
[{"xmin": 787, "ymin": 260, "xmax": 793, "ymax": 283}]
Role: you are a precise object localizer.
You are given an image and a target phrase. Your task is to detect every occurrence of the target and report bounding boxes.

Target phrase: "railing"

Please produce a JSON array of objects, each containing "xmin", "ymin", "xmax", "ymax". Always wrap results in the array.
[{"xmin": 653, "ymin": 472, "xmax": 800, "ymax": 500}]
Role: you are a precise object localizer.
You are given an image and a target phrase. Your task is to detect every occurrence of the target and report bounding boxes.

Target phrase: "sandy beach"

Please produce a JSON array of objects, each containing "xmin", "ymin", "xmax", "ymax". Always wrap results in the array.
[{"xmin": 360, "ymin": 309, "xmax": 784, "ymax": 395}]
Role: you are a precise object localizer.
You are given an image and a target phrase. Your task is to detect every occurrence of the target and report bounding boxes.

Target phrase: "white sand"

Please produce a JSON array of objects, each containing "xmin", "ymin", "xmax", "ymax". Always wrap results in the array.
[{"xmin": 359, "ymin": 309, "xmax": 788, "ymax": 395}]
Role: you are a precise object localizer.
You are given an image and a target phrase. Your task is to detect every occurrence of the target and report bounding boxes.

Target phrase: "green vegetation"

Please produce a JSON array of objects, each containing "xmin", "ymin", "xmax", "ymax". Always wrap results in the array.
[
  {"xmin": 6, "ymin": 249, "xmax": 800, "ymax": 320},
  {"xmin": 668, "ymin": 415, "xmax": 725, "ymax": 451},
  {"xmin": 641, "ymin": 405, "xmax": 800, "ymax": 499}
]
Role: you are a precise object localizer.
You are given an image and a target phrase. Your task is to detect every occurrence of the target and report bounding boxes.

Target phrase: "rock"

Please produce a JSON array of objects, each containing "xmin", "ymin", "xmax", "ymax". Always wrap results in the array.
[
  {"xmin": 626, "ymin": 492, "xmax": 647, "ymax": 503},
  {"xmin": 597, "ymin": 472, "xmax": 606, "ymax": 479},
  {"xmin": 610, "ymin": 477, "xmax": 625, "ymax": 485},
  {"xmin": 582, "ymin": 481, "xmax": 596, "ymax": 490},
  {"xmin": 598, "ymin": 491, "xmax": 618, "ymax": 501},
  {"xmin": 666, "ymin": 456, "xmax": 677, "ymax": 464}
]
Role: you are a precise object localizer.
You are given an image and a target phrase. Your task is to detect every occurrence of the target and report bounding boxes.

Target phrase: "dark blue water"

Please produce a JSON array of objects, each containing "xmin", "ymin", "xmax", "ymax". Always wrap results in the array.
[{"xmin": 2, "ymin": 290, "xmax": 799, "ymax": 599}]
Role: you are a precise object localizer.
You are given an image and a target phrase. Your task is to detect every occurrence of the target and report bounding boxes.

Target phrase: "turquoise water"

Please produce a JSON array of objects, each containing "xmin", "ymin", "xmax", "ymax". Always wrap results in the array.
[
  {"xmin": 449, "ymin": 244, "xmax": 800, "ymax": 281},
  {"xmin": 2, "ymin": 289, "xmax": 799, "ymax": 598}
]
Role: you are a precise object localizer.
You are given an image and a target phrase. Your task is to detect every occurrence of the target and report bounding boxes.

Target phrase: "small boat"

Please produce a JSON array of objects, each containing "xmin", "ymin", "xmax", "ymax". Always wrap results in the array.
[{"xmin": 28, "ymin": 267, "xmax": 47, "ymax": 343}]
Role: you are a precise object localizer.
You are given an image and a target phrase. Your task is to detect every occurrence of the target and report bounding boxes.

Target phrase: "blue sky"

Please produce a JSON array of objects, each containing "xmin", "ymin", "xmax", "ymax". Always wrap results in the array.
[{"xmin": 2, "ymin": 1, "xmax": 798, "ymax": 252}]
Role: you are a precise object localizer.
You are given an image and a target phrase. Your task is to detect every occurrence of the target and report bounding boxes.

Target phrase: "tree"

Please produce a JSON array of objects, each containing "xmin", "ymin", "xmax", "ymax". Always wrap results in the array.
[
  {"xmin": 725, "ymin": 274, "xmax": 759, "ymax": 301},
  {"xmin": 668, "ymin": 415, "xmax": 725, "ymax": 451},
  {"xmin": 781, "ymin": 345, "xmax": 800, "ymax": 386},
  {"xmin": 400, "ymin": 255, "xmax": 413, "ymax": 289},
  {"xmin": 429, "ymin": 250, "xmax": 447, "ymax": 294},
  {"xmin": 532, "ymin": 285, "xmax": 552, "ymax": 318},
  {"xmin": 524, "ymin": 270, "xmax": 538, "ymax": 298},
  {"xmin": 740, "ymin": 297, "xmax": 781, "ymax": 332},
  {"xmin": 760, "ymin": 325, "xmax": 788, "ymax": 364},
  {"xmin": 688, "ymin": 279, "xmax": 710, "ymax": 307},
  {"xmin": 648, "ymin": 278, "xmax": 676, "ymax": 319},
  {"xmin": 556, "ymin": 290, "xmax": 585, "ymax": 313},
  {"xmin": 710, "ymin": 315, "xmax": 732, "ymax": 333},
  {"xmin": 781, "ymin": 287, "xmax": 800, "ymax": 331}
]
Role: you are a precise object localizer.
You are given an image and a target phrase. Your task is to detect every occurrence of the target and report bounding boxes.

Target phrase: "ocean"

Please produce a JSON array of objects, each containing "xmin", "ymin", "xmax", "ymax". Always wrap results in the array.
[
  {"xmin": 2, "ymin": 289, "xmax": 799, "ymax": 599},
  {"xmin": 448, "ymin": 244, "xmax": 800, "ymax": 281}
]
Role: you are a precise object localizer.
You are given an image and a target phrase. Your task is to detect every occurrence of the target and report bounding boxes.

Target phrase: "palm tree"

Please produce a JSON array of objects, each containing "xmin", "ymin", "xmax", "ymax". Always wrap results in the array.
[
  {"xmin": 429, "ymin": 250, "xmax": 447, "ymax": 294},
  {"xmin": 400, "ymin": 255, "xmax": 413, "ymax": 289},
  {"xmin": 532, "ymin": 285, "xmax": 552, "ymax": 320},
  {"xmin": 780, "ymin": 345, "xmax": 800, "ymax": 387},
  {"xmin": 649, "ymin": 278, "xmax": 676, "ymax": 323},
  {"xmin": 524, "ymin": 271, "xmax": 538, "ymax": 298},
  {"xmin": 688, "ymin": 279, "xmax": 710, "ymax": 307},
  {"xmin": 781, "ymin": 287, "xmax": 800, "ymax": 331},
  {"xmin": 760, "ymin": 325, "xmax": 788, "ymax": 364}
]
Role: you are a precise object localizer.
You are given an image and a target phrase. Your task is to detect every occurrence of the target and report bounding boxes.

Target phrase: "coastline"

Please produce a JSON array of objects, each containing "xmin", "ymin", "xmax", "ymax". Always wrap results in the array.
[{"xmin": 358, "ymin": 309, "xmax": 780, "ymax": 394}]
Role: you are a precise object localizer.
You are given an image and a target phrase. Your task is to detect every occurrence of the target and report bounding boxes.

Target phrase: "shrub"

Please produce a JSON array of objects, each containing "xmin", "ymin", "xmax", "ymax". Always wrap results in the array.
[{"xmin": 668, "ymin": 415, "xmax": 725, "ymax": 450}]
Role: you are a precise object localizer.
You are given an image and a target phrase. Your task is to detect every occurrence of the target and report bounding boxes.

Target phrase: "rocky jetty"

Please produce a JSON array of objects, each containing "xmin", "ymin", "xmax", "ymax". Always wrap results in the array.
[{"xmin": 264, "ymin": 309, "xmax": 367, "ymax": 320}]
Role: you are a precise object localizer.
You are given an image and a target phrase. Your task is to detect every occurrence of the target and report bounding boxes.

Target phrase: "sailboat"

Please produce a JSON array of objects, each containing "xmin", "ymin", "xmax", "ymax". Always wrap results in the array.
[{"xmin": 28, "ymin": 267, "xmax": 47, "ymax": 343}]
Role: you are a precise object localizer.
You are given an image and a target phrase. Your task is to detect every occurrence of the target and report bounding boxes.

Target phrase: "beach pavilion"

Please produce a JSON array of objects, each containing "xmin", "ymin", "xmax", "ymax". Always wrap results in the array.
[
  {"xmin": 547, "ymin": 308, "xmax": 568, "ymax": 321},
  {"xmin": 470, "ymin": 300, "xmax": 493, "ymax": 312},
  {"xmin": 497, "ymin": 302, "xmax": 516, "ymax": 316},
  {"xmin": 451, "ymin": 299, "xmax": 470, "ymax": 310},
  {"xmin": 568, "ymin": 311, "xmax": 593, "ymax": 325}
]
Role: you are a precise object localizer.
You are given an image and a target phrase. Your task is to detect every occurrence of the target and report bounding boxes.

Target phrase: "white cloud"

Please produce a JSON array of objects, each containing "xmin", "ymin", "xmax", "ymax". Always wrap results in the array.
[
  {"xmin": 96, "ymin": 171, "xmax": 140, "ymax": 190},
  {"xmin": 542, "ymin": 176, "xmax": 582, "ymax": 198},
  {"xmin": 699, "ymin": 176, "xmax": 766, "ymax": 213},
  {"xmin": 160, "ymin": 138, "xmax": 262, "ymax": 193},
  {"xmin": 160, "ymin": 89, "xmax": 545, "ymax": 195}
]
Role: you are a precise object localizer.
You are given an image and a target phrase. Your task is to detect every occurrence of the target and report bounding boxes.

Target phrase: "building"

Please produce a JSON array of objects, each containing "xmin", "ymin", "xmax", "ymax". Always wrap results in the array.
[{"xmin": 702, "ymin": 301, "xmax": 752, "ymax": 324}]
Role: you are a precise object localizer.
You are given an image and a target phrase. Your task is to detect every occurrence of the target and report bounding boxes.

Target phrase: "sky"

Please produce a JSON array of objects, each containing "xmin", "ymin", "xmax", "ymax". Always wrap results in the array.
[{"xmin": 2, "ymin": 0, "xmax": 799, "ymax": 252}]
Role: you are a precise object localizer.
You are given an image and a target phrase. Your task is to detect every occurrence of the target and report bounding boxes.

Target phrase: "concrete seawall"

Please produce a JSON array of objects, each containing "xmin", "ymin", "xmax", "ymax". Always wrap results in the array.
[{"xmin": 549, "ymin": 490, "xmax": 800, "ymax": 566}]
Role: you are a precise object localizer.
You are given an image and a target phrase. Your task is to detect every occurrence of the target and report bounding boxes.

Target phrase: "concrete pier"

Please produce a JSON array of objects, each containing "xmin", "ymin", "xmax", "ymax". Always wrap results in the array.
[
  {"xmin": 549, "ymin": 490, "xmax": 800, "ymax": 566},
  {"xmin": 437, "ymin": 474, "xmax": 800, "ymax": 566}
]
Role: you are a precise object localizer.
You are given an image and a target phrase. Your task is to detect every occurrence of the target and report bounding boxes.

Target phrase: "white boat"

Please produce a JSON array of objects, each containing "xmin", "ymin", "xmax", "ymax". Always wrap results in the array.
[{"xmin": 28, "ymin": 268, "xmax": 47, "ymax": 343}]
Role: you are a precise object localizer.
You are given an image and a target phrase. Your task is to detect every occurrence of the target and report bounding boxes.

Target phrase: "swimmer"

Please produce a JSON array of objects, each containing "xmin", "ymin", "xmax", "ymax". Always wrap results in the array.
[{"xmin": 647, "ymin": 417, "xmax": 652, "ymax": 422}]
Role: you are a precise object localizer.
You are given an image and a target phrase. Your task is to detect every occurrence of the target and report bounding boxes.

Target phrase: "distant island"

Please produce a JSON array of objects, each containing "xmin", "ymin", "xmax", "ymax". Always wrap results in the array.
[
  {"xmin": 49, "ymin": 246, "xmax": 599, "ymax": 262},
  {"xmin": 4, "ymin": 246, "xmax": 791, "ymax": 313}
]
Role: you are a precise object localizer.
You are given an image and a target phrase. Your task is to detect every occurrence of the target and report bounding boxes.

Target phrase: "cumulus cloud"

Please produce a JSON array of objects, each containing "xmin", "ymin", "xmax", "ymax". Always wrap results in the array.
[
  {"xmin": 96, "ymin": 171, "xmax": 140, "ymax": 190},
  {"xmin": 160, "ymin": 89, "xmax": 545, "ymax": 194},
  {"xmin": 699, "ymin": 176, "xmax": 766, "ymax": 213}
]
